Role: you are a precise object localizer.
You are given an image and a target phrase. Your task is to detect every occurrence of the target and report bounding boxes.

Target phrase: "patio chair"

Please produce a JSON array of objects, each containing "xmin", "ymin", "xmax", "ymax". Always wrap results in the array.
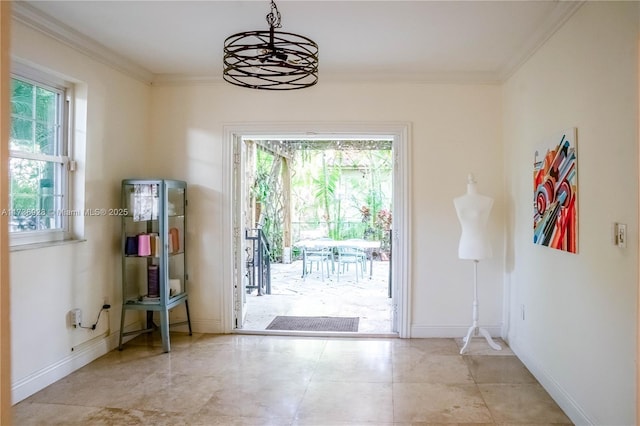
[
  {"xmin": 303, "ymin": 246, "xmax": 333, "ymax": 281},
  {"xmin": 336, "ymin": 245, "xmax": 367, "ymax": 282}
]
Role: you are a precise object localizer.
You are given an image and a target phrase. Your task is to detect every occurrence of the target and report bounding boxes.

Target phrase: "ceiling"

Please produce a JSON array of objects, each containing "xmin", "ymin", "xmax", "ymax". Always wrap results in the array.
[{"xmin": 14, "ymin": 0, "xmax": 583, "ymax": 85}]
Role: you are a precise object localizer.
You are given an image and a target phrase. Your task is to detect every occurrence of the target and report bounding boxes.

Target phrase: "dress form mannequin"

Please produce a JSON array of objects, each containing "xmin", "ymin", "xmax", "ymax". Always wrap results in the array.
[{"xmin": 454, "ymin": 174, "xmax": 501, "ymax": 354}]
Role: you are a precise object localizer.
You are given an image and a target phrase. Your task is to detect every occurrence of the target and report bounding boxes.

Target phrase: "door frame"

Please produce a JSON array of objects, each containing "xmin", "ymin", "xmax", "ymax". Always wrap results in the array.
[{"xmin": 222, "ymin": 122, "xmax": 412, "ymax": 337}]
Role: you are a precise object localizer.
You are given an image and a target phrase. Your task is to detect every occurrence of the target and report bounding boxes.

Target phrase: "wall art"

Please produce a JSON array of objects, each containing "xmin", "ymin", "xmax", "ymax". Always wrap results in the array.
[{"xmin": 533, "ymin": 128, "xmax": 578, "ymax": 253}]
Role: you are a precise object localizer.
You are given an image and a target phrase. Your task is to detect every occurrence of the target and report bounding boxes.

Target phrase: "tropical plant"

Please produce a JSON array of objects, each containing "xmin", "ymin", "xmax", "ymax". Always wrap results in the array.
[
  {"xmin": 253, "ymin": 149, "xmax": 280, "ymax": 260},
  {"xmin": 311, "ymin": 150, "xmax": 342, "ymax": 239},
  {"xmin": 254, "ymin": 142, "xmax": 392, "ymax": 262},
  {"xmin": 9, "ymin": 78, "xmax": 60, "ymax": 229}
]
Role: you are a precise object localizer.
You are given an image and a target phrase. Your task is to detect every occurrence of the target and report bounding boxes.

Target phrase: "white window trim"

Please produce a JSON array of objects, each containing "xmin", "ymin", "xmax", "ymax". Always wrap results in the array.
[{"xmin": 9, "ymin": 64, "xmax": 75, "ymax": 247}]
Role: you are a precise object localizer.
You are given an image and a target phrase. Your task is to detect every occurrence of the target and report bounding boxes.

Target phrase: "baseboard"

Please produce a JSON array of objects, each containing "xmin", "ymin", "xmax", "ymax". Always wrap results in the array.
[
  {"xmin": 12, "ymin": 331, "xmax": 120, "ymax": 404},
  {"xmin": 509, "ymin": 338, "xmax": 593, "ymax": 425},
  {"xmin": 169, "ymin": 317, "xmax": 222, "ymax": 334},
  {"xmin": 234, "ymin": 329, "xmax": 399, "ymax": 338},
  {"xmin": 410, "ymin": 324, "xmax": 502, "ymax": 338},
  {"xmin": 12, "ymin": 318, "xmax": 223, "ymax": 404}
]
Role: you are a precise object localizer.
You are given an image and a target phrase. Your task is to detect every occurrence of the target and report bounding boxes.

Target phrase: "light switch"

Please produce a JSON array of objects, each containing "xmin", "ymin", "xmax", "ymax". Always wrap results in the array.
[{"xmin": 616, "ymin": 223, "xmax": 627, "ymax": 248}]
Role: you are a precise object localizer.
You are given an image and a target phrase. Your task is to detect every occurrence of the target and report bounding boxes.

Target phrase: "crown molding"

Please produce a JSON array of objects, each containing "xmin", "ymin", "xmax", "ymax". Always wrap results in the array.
[
  {"xmin": 150, "ymin": 0, "xmax": 584, "ymax": 89},
  {"xmin": 152, "ymin": 71, "xmax": 502, "ymax": 87},
  {"xmin": 12, "ymin": 1, "xmax": 154, "ymax": 84},
  {"xmin": 152, "ymin": 74, "xmax": 222, "ymax": 86},
  {"xmin": 498, "ymin": 1, "xmax": 585, "ymax": 81},
  {"xmin": 318, "ymin": 71, "xmax": 502, "ymax": 85},
  {"xmin": 12, "ymin": 0, "xmax": 584, "ymax": 88}
]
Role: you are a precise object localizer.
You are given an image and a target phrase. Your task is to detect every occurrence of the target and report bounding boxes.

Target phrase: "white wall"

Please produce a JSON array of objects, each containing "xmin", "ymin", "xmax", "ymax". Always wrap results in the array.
[
  {"xmin": 10, "ymin": 21, "xmax": 151, "ymax": 402},
  {"xmin": 502, "ymin": 2, "xmax": 638, "ymax": 424},
  {"xmin": 150, "ymin": 82, "xmax": 504, "ymax": 336},
  {"xmin": 15, "ymin": 3, "xmax": 639, "ymax": 423},
  {"xmin": 12, "ymin": 4, "xmax": 639, "ymax": 423},
  {"xmin": 10, "ymin": 13, "xmax": 507, "ymax": 404}
]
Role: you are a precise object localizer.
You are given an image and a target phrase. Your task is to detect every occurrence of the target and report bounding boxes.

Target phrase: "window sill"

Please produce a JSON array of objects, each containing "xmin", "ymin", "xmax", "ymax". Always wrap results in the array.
[{"xmin": 10, "ymin": 238, "xmax": 87, "ymax": 252}]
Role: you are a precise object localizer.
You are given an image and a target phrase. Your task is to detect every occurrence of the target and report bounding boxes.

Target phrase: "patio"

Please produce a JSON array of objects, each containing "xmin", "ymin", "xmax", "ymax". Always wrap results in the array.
[{"xmin": 243, "ymin": 258, "xmax": 394, "ymax": 334}]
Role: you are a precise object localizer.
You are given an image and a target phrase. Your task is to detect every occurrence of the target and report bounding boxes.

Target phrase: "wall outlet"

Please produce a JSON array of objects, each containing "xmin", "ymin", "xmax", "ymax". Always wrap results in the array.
[{"xmin": 71, "ymin": 308, "xmax": 82, "ymax": 327}]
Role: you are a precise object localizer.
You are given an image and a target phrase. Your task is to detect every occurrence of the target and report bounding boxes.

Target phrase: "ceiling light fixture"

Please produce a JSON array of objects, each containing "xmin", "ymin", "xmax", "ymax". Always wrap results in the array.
[{"xmin": 223, "ymin": 0, "xmax": 319, "ymax": 90}]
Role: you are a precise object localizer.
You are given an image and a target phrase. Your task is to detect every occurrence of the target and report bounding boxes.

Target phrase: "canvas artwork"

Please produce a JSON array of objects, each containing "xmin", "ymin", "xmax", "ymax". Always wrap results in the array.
[{"xmin": 533, "ymin": 128, "xmax": 578, "ymax": 253}]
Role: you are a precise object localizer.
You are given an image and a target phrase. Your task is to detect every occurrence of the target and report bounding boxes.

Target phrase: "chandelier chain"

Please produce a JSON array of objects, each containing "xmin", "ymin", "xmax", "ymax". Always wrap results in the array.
[{"xmin": 266, "ymin": 0, "xmax": 282, "ymax": 29}]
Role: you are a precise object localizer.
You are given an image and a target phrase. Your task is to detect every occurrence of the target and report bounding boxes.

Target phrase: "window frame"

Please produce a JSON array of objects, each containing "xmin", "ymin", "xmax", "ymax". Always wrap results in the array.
[{"xmin": 9, "ymin": 64, "xmax": 74, "ymax": 247}]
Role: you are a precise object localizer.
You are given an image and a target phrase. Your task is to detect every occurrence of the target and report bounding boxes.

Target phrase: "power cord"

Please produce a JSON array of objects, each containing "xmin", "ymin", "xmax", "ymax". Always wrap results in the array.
[{"xmin": 77, "ymin": 304, "xmax": 111, "ymax": 330}]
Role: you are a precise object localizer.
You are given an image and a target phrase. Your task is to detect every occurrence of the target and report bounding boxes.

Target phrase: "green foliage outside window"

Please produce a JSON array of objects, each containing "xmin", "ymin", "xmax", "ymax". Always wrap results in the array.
[
  {"xmin": 9, "ymin": 77, "xmax": 63, "ymax": 232},
  {"xmin": 254, "ymin": 143, "xmax": 393, "ymax": 261}
]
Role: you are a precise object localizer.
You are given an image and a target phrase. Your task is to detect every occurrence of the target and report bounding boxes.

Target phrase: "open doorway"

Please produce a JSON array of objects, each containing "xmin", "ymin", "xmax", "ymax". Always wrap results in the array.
[
  {"xmin": 241, "ymin": 139, "xmax": 394, "ymax": 334},
  {"xmin": 225, "ymin": 123, "xmax": 411, "ymax": 337}
]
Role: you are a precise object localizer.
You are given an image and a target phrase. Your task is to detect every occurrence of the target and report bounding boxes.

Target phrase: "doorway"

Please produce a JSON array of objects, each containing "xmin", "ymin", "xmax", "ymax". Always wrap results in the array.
[
  {"xmin": 222, "ymin": 123, "xmax": 411, "ymax": 337},
  {"xmin": 243, "ymin": 139, "xmax": 394, "ymax": 334}
]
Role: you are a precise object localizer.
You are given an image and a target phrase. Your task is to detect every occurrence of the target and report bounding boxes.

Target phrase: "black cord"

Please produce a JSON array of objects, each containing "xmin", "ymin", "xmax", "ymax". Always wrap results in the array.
[{"xmin": 77, "ymin": 304, "xmax": 111, "ymax": 330}]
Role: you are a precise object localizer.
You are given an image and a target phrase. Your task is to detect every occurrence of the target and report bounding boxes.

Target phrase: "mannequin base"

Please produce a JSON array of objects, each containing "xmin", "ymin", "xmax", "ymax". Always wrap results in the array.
[{"xmin": 459, "ymin": 325, "xmax": 502, "ymax": 355}]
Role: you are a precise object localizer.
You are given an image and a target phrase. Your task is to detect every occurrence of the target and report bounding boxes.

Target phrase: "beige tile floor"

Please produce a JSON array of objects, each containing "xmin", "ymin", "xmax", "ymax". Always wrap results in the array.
[
  {"xmin": 244, "ymin": 259, "xmax": 394, "ymax": 334},
  {"xmin": 13, "ymin": 333, "xmax": 573, "ymax": 425}
]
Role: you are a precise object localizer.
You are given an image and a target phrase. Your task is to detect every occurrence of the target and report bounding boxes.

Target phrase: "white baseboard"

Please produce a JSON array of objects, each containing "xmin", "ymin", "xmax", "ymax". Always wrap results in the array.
[
  {"xmin": 12, "ymin": 320, "xmax": 152, "ymax": 404},
  {"xmin": 169, "ymin": 317, "xmax": 222, "ymax": 334},
  {"xmin": 509, "ymin": 338, "xmax": 593, "ymax": 425},
  {"xmin": 12, "ymin": 331, "xmax": 119, "ymax": 404},
  {"xmin": 12, "ymin": 318, "xmax": 222, "ymax": 404},
  {"xmin": 410, "ymin": 324, "xmax": 502, "ymax": 338}
]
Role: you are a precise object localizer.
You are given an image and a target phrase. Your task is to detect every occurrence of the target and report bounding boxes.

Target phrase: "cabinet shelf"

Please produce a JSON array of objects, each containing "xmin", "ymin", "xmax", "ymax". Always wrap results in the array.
[
  {"xmin": 124, "ymin": 292, "xmax": 187, "ymax": 306},
  {"xmin": 118, "ymin": 179, "xmax": 192, "ymax": 353},
  {"xmin": 123, "ymin": 251, "xmax": 184, "ymax": 258},
  {"xmin": 121, "ymin": 214, "xmax": 185, "ymax": 220}
]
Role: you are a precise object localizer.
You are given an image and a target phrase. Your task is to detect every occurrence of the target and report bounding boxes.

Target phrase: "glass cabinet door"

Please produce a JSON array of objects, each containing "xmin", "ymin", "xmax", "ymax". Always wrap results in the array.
[
  {"xmin": 167, "ymin": 185, "xmax": 186, "ymax": 298},
  {"xmin": 122, "ymin": 182, "xmax": 161, "ymax": 303}
]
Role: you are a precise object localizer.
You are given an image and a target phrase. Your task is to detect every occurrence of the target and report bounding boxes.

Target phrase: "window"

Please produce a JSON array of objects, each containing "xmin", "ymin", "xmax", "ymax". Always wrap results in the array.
[{"xmin": 9, "ymin": 67, "xmax": 72, "ymax": 245}]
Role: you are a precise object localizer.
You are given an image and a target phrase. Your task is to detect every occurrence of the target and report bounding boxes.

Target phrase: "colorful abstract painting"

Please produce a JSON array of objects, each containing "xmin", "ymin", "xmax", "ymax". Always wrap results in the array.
[{"xmin": 533, "ymin": 128, "xmax": 578, "ymax": 253}]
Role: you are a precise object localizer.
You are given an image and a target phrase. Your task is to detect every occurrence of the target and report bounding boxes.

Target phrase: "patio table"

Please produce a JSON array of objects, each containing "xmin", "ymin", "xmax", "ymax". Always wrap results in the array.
[{"xmin": 295, "ymin": 239, "xmax": 381, "ymax": 279}]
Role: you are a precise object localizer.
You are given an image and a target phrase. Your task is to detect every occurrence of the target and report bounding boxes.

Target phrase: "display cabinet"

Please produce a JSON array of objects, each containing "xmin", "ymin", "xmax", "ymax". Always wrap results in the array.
[{"xmin": 118, "ymin": 179, "xmax": 191, "ymax": 352}]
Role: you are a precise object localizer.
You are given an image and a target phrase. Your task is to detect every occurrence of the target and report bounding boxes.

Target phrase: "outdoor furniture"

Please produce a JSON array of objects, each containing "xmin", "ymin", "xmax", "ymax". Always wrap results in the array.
[
  {"xmin": 302, "ymin": 245, "xmax": 333, "ymax": 281},
  {"xmin": 336, "ymin": 245, "xmax": 367, "ymax": 282},
  {"xmin": 295, "ymin": 238, "xmax": 381, "ymax": 280}
]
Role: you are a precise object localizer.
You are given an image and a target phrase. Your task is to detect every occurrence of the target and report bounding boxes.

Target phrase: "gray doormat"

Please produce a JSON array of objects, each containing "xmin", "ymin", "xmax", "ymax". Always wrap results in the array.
[{"xmin": 265, "ymin": 316, "xmax": 359, "ymax": 332}]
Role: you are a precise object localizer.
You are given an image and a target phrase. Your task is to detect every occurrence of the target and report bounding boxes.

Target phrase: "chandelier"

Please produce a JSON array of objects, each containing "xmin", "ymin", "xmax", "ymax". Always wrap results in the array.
[{"xmin": 223, "ymin": 0, "xmax": 319, "ymax": 90}]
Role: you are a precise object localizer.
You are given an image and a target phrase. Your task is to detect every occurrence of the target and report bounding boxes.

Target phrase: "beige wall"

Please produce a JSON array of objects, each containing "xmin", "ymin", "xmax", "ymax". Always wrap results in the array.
[
  {"xmin": 9, "ymin": 20, "xmax": 151, "ymax": 402},
  {"xmin": 503, "ymin": 2, "xmax": 638, "ymax": 424},
  {"xmin": 8, "ymin": 2, "xmax": 639, "ymax": 424},
  {"xmin": 9, "ymin": 16, "xmax": 507, "ymax": 402},
  {"xmin": 1, "ymin": 1, "xmax": 11, "ymax": 421},
  {"xmin": 149, "ymin": 82, "xmax": 505, "ymax": 336}
]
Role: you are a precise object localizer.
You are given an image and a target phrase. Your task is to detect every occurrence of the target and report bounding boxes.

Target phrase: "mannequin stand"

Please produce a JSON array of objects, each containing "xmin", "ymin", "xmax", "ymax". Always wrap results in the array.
[{"xmin": 460, "ymin": 260, "xmax": 502, "ymax": 355}]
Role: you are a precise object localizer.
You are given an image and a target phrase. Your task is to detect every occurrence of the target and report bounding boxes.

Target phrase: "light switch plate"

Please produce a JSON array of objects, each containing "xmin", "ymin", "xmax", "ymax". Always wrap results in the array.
[{"xmin": 616, "ymin": 223, "xmax": 627, "ymax": 248}]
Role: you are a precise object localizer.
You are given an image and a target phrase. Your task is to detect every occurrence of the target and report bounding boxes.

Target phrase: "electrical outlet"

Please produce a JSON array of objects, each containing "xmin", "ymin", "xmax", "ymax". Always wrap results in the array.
[{"xmin": 71, "ymin": 308, "xmax": 82, "ymax": 327}]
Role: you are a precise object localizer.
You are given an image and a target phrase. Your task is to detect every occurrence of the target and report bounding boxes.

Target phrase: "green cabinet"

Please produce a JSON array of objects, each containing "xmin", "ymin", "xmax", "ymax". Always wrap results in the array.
[{"xmin": 118, "ymin": 179, "xmax": 192, "ymax": 352}]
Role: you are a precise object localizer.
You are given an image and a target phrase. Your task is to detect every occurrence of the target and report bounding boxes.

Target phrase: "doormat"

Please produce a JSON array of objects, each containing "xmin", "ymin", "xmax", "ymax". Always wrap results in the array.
[{"xmin": 266, "ymin": 316, "xmax": 359, "ymax": 332}]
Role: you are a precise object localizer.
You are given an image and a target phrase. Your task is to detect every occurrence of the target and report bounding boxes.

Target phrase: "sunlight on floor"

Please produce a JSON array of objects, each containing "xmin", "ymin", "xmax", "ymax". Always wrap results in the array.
[{"xmin": 243, "ymin": 259, "xmax": 394, "ymax": 334}]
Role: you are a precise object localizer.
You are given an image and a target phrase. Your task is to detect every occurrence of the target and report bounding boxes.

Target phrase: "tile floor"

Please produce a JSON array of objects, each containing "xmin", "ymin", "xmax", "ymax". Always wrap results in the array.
[{"xmin": 13, "ymin": 332, "xmax": 573, "ymax": 425}]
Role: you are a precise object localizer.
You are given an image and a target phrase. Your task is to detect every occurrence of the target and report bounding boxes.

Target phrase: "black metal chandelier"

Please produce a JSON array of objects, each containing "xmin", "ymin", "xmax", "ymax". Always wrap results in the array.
[{"xmin": 223, "ymin": 0, "xmax": 319, "ymax": 90}]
